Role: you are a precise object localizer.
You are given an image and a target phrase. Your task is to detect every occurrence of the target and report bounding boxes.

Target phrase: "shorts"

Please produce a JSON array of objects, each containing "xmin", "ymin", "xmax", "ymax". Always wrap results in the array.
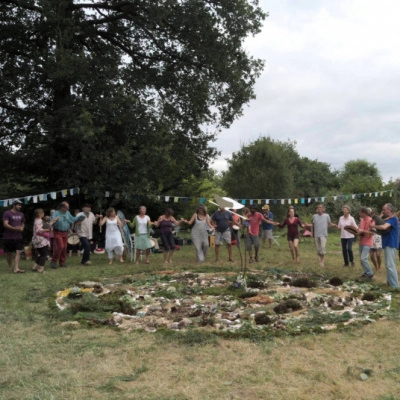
[
  {"xmin": 215, "ymin": 229, "xmax": 231, "ymax": 245},
  {"xmin": 369, "ymin": 248, "xmax": 382, "ymax": 253},
  {"xmin": 314, "ymin": 237, "xmax": 327, "ymax": 255},
  {"xmin": 261, "ymin": 229, "xmax": 273, "ymax": 239},
  {"xmin": 287, "ymin": 234, "xmax": 299, "ymax": 241},
  {"xmin": 3, "ymin": 239, "xmax": 24, "ymax": 253},
  {"xmin": 246, "ymin": 234, "xmax": 260, "ymax": 250}
]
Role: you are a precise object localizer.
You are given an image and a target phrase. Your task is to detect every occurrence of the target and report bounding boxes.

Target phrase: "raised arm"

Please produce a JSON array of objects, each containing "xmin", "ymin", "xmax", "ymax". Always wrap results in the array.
[{"xmin": 99, "ymin": 216, "xmax": 107, "ymax": 227}]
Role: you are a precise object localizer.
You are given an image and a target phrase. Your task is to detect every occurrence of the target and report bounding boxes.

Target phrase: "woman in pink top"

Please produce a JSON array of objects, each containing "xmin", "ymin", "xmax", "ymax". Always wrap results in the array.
[
  {"xmin": 32, "ymin": 208, "xmax": 51, "ymax": 273},
  {"xmin": 358, "ymin": 207, "xmax": 374, "ymax": 279},
  {"xmin": 335, "ymin": 205, "xmax": 357, "ymax": 267}
]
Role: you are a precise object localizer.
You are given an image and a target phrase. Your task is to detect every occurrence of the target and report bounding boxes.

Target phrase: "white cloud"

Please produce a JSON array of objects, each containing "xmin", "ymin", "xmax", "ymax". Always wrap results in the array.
[{"xmin": 211, "ymin": 0, "xmax": 400, "ymax": 183}]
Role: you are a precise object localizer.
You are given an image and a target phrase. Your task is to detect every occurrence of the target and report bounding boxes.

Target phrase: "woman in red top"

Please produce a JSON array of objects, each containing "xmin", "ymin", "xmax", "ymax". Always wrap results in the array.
[
  {"xmin": 277, "ymin": 207, "xmax": 305, "ymax": 263},
  {"xmin": 358, "ymin": 207, "xmax": 374, "ymax": 279}
]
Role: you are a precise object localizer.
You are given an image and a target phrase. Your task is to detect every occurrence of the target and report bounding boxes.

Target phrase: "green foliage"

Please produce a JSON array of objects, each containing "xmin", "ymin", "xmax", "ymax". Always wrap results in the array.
[
  {"xmin": 338, "ymin": 159, "xmax": 383, "ymax": 194},
  {"xmin": 222, "ymin": 136, "xmax": 296, "ymax": 199},
  {"xmin": 0, "ymin": 0, "xmax": 266, "ymax": 198},
  {"xmin": 291, "ymin": 157, "xmax": 339, "ymax": 198},
  {"xmin": 221, "ymin": 136, "xmax": 340, "ymax": 220},
  {"xmin": 69, "ymin": 292, "xmax": 101, "ymax": 313}
]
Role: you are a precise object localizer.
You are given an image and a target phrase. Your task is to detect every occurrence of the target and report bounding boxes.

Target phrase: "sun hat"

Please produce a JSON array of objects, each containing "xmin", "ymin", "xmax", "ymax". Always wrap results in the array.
[{"xmin": 262, "ymin": 204, "xmax": 270, "ymax": 210}]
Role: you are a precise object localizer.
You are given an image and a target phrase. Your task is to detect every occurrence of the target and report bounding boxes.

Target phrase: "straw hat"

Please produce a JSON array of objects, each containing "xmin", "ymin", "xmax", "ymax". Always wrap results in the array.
[{"xmin": 262, "ymin": 204, "xmax": 270, "ymax": 210}]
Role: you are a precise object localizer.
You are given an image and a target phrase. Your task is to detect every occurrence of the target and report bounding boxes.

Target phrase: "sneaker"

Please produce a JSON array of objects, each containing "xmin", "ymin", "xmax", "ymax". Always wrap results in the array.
[
  {"xmin": 51, "ymin": 262, "xmax": 58, "ymax": 269},
  {"xmin": 358, "ymin": 274, "xmax": 374, "ymax": 281},
  {"xmin": 82, "ymin": 261, "xmax": 92, "ymax": 266}
]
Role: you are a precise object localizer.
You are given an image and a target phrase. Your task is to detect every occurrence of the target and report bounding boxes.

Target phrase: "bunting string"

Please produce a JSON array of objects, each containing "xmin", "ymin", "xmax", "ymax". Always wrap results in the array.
[
  {"xmin": 0, "ymin": 188, "xmax": 394, "ymax": 208},
  {"xmin": 0, "ymin": 187, "xmax": 79, "ymax": 207}
]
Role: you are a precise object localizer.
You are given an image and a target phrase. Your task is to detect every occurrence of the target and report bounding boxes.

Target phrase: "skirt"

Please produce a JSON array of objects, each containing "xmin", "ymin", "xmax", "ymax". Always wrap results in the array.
[{"xmin": 135, "ymin": 234, "xmax": 152, "ymax": 250}]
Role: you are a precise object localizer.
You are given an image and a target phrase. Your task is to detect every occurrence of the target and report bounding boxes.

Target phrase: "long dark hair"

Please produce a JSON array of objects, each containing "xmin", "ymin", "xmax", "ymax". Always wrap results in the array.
[{"xmin": 165, "ymin": 208, "xmax": 174, "ymax": 217}]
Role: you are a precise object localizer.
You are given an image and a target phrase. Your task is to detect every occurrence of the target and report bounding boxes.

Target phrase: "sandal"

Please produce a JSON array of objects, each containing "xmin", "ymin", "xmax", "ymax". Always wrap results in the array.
[{"xmin": 14, "ymin": 269, "xmax": 26, "ymax": 274}]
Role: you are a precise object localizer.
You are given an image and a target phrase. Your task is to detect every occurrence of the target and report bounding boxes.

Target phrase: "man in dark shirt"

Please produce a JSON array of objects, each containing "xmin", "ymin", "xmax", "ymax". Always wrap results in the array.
[
  {"xmin": 211, "ymin": 207, "xmax": 234, "ymax": 262},
  {"xmin": 2, "ymin": 199, "xmax": 25, "ymax": 273}
]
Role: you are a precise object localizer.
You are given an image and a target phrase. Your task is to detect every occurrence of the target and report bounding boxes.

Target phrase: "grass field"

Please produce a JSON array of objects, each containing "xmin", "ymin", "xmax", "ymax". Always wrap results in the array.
[{"xmin": 1, "ymin": 231, "xmax": 400, "ymax": 400}]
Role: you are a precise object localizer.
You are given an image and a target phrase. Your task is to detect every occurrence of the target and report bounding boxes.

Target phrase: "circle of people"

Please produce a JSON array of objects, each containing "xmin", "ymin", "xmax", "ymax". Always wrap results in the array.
[{"xmin": 2, "ymin": 200, "xmax": 399, "ymax": 288}]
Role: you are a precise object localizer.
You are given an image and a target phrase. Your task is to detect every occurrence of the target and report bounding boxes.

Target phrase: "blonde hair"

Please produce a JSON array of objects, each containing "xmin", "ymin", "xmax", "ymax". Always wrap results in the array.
[{"xmin": 34, "ymin": 208, "xmax": 44, "ymax": 218}]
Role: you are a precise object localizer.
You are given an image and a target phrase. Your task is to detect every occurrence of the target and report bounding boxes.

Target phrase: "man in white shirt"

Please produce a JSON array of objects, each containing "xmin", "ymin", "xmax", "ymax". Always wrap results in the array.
[
  {"xmin": 312, "ymin": 204, "xmax": 335, "ymax": 267},
  {"xmin": 75, "ymin": 204, "xmax": 101, "ymax": 265}
]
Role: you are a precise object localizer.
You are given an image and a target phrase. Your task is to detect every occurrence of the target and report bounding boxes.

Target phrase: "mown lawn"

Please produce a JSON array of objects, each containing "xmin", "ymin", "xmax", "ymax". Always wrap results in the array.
[{"xmin": 1, "ymin": 231, "xmax": 400, "ymax": 400}]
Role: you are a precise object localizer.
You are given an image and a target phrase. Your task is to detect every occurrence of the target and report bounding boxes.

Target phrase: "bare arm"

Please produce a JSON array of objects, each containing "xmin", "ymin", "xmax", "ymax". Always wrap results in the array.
[
  {"xmin": 153, "ymin": 216, "xmax": 163, "ymax": 227},
  {"xmin": 205, "ymin": 214, "xmax": 213, "ymax": 229},
  {"xmin": 3, "ymin": 220, "xmax": 24, "ymax": 232},
  {"xmin": 184, "ymin": 213, "xmax": 197, "ymax": 225},
  {"xmin": 371, "ymin": 221, "xmax": 392, "ymax": 231},
  {"xmin": 99, "ymin": 216, "xmax": 107, "ymax": 227},
  {"xmin": 116, "ymin": 216, "xmax": 124, "ymax": 228},
  {"xmin": 171, "ymin": 217, "xmax": 182, "ymax": 226}
]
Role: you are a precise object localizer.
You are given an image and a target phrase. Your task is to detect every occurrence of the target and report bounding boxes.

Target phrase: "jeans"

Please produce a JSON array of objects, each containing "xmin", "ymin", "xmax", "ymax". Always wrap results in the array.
[
  {"xmin": 80, "ymin": 237, "xmax": 91, "ymax": 264},
  {"xmin": 341, "ymin": 238, "xmax": 354, "ymax": 265},
  {"xmin": 359, "ymin": 245, "xmax": 373, "ymax": 277},
  {"xmin": 384, "ymin": 247, "xmax": 399, "ymax": 288}
]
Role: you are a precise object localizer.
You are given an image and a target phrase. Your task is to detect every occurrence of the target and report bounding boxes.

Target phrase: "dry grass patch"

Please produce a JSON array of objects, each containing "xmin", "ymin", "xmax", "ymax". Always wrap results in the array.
[{"xmin": 1, "ymin": 232, "xmax": 400, "ymax": 400}]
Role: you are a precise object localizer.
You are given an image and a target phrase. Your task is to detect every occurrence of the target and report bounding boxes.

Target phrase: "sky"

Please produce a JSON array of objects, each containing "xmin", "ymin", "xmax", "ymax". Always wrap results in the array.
[{"xmin": 211, "ymin": 0, "xmax": 400, "ymax": 184}]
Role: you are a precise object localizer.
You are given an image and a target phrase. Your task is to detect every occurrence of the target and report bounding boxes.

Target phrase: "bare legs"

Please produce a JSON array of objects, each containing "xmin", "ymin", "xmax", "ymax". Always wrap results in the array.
[
  {"xmin": 135, "ymin": 249, "xmax": 150, "ymax": 264},
  {"xmin": 163, "ymin": 250, "xmax": 174, "ymax": 263},
  {"xmin": 288, "ymin": 239, "xmax": 300, "ymax": 262},
  {"xmin": 6, "ymin": 251, "xmax": 24, "ymax": 273},
  {"xmin": 370, "ymin": 250, "xmax": 382, "ymax": 270},
  {"xmin": 215, "ymin": 244, "xmax": 233, "ymax": 262}
]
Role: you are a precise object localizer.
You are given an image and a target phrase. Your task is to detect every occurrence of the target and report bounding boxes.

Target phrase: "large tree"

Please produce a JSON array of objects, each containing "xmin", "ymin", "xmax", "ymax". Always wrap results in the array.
[
  {"xmin": 291, "ymin": 156, "xmax": 339, "ymax": 199},
  {"xmin": 221, "ymin": 137, "xmax": 296, "ymax": 199},
  {"xmin": 338, "ymin": 159, "xmax": 383, "ymax": 195},
  {"xmin": 221, "ymin": 136, "xmax": 338, "ymax": 201},
  {"xmin": 0, "ymin": 0, "xmax": 265, "ymax": 198}
]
